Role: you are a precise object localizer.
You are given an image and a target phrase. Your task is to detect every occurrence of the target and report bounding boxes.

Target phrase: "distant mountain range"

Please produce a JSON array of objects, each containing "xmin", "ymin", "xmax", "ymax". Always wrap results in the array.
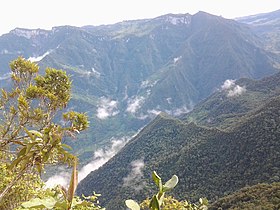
[
  {"xmin": 1, "ymin": 10, "xmax": 280, "ymax": 209},
  {"xmin": 0, "ymin": 11, "xmax": 278, "ymax": 161},
  {"xmin": 237, "ymin": 9, "xmax": 280, "ymax": 54}
]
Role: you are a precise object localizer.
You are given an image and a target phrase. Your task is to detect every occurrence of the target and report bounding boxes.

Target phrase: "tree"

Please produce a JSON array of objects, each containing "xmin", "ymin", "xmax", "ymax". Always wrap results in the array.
[{"xmin": 0, "ymin": 57, "xmax": 89, "ymax": 209}]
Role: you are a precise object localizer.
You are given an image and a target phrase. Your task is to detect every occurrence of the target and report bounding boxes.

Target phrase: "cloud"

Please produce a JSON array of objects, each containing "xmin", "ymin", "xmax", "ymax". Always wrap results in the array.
[
  {"xmin": 45, "ymin": 137, "xmax": 129, "ymax": 188},
  {"xmin": 78, "ymin": 137, "xmax": 128, "ymax": 182},
  {"xmin": 1, "ymin": 49, "xmax": 10, "ymax": 54},
  {"xmin": 28, "ymin": 51, "xmax": 51, "ymax": 62},
  {"xmin": 123, "ymin": 159, "xmax": 145, "ymax": 191},
  {"xmin": 140, "ymin": 80, "xmax": 158, "ymax": 89},
  {"xmin": 77, "ymin": 67, "xmax": 101, "ymax": 78},
  {"xmin": 221, "ymin": 79, "xmax": 246, "ymax": 97},
  {"xmin": 227, "ymin": 85, "xmax": 246, "ymax": 97},
  {"xmin": 134, "ymin": 109, "xmax": 161, "ymax": 120},
  {"xmin": 221, "ymin": 79, "xmax": 235, "ymax": 90},
  {"xmin": 165, "ymin": 105, "xmax": 191, "ymax": 116},
  {"xmin": 147, "ymin": 109, "xmax": 161, "ymax": 116},
  {"xmin": 96, "ymin": 97, "xmax": 119, "ymax": 119},
  {"xmin": 126, "ymin": 96, "xmax": 145, "ymax": 113},
  {"xmin": 45, "ymin": 169, "xmax": 70, "ymax": 189},
  {"xmin": 91, "ymin": 67, "xmax": 101, "ymax": 78},
  {"xmin": 173, "ymin": 56, "xmax": 182, "ymax": 64},
  {"xmin": 166, "ymin": 97, "xmax": 172, "ymax": 104}
]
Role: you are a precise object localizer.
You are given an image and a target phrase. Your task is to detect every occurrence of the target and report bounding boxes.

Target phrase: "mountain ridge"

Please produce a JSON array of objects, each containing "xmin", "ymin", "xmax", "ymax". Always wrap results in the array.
[
  {"xmin": 77, "ymin": 72, "xmax": 280, "ymax": 209},
  {"xmin": 0, "ymin": 10, "xmax": 279, "ymax": 161}
]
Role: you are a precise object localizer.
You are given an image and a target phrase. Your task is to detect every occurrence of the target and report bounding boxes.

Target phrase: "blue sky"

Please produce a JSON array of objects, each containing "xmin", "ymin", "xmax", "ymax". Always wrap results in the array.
[{"xmin": 1, "ymin": 0, "xmax": 280, "ymax": 35}]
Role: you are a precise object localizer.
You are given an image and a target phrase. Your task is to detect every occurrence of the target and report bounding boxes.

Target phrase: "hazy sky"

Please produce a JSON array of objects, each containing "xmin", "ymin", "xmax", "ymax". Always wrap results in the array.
[{"xmin": 1, "ymin": 0, "xmax": 280, "ymax": 35}]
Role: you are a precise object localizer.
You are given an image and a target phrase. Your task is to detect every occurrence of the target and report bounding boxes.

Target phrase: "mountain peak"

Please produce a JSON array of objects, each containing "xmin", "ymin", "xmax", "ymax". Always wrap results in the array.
[
  {"xmin": 155, "ymin": 13, "xmax": 192, "ymax": 25},
  {"xmin": 10, "ymin": 28, "xmax": 49, "ymax": 39}
]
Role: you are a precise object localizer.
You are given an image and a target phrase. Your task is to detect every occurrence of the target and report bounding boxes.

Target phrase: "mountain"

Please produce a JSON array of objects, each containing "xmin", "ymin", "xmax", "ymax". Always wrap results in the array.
[
  {"xmin": 76, "ymin": 72, "xmax": 280, "ymax": 209},
  {"xmin": 0, "ymin": 12, "xmax": 278, "ymax": 160},
  {"xmin": 182, "ymin": 71, "xmax": 280, "ymax": 129},
  {"xmin": 209, "ymin": 182, "xmax": 280, "ymax": 209},
  {"xmin": 236, "ymin": 9, "xmax": 280, "ymax": 55}
]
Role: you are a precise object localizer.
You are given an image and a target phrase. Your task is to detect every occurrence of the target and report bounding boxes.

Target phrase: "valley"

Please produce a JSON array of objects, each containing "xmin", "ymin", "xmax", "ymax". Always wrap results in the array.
[{"xmin": 0, "ymin": 9, "xmax": 280, "ymax": 209}]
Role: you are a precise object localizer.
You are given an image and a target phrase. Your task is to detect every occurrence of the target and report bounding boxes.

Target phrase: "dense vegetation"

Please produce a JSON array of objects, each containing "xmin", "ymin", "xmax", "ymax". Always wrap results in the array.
[
  {"xmin": 0, "ymin": 12, "xmax": 278, "ymax": 161},
  {"xmin": 1, "ymin": 9, "xmax": 280, "ymax": 210},
  {"xmin": 78, "ymin": 73, "xmax": 280, "ymax": 209},
  {"xmin": 210, "ymin": 182, "xmax": 280, "ymax": 209},
  {"xmin": 182, "ymin": 72, "xmax": 280, "ymax": 129}
]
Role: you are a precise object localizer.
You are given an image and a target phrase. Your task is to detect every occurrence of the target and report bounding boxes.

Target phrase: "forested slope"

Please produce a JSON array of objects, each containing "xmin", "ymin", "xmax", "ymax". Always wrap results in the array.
[{"xmin": 78, "ymin": 74, "xmax": 280, "ymax": 209}]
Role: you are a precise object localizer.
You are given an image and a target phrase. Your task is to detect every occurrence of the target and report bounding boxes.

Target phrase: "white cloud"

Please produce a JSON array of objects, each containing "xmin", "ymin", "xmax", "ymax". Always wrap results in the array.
[
  {"xmin": 97, "ymin": 97, "xmax": 119, "ymax": 119},
  {"xmin": 140, "ymin": 80, "xmax": 150, "ymax": 88},
  {"xmin": 134, "ymin": 109, "xmax": 161, "ymax": 120},
  {"xmin": 123, "ymin": 85, "xmax": 129, "ymax": 100},
  {"xmin": 45, "ymin": 136, "xmax": 129, "ymax": 188},
  {"xmin": 147, "ymin": 109, "xmax": 161, "ymax": 116},
  {"xmin": 78, "ymin": 137, "xmax": 128, "ymax": 182},
  {"xmin": 140, "ymin": 80, "xmax": 158, "ymax": 89},
  {"xmin": 1, "ymin": 49, "xmax": 10, "ymax": 54},
  {"xmin": 126, "ymin": 96, "xmax": 145, "ymax": 113},
  {"xmin": 91, "ymin": 67, "xmax": 101, "ymax": 78},
  {"xmin": 221, "ymin": 79, "xmax": 235, "ymax": 90},
  {"xmin": 165, "ymin": 105, "xmax": 190, "ymax": 116},
  {"xmin": 166, "ymin": 97, "xmax": 172, "ymax": 104},
  {"xmin": 136, "ymin": 113, "xmax": 149, "ymax": 120},
  {"xmin": 221, "ymin": 79, "xmax": 246, "ymax": 97},
  {"xmin": 28, "ymin": 51, "xmax": 51, "ymax": 62},
  {"xmin": 173, "ymin": 56, "xmax": 182, "ymax": 63},
  {"xmin": 123, "ymin": 159, "xmax": 145, "ymax": 191},
  {"xmin": 227, "ymin": 85, "xmax": 246, "ymax": 97},
  {"xmin": 45, "ymin": 169, "xmax": 70, "ymax": 189}
]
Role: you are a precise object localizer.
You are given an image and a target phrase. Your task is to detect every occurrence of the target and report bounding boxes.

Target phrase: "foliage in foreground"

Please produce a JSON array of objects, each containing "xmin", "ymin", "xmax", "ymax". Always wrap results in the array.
[
  {"xmin": 126, "ymin": 171, "xmax": 208, "ymax": 210},
  {"xmin": 140, "ymin": 196, "xmax": 208, "ymax": 210},
  {"xmin": 19, "ymin": 158, "xmax": 104, "ymax": 210},
  {"xmin": 0, "ymin": 57, "xmax": 90, "ymax": 209}
]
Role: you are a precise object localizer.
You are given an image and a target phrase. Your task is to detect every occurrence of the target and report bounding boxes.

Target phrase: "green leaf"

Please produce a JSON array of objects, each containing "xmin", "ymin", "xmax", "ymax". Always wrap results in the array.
[
  {"xmin": 54, "ymin": 201, "xmax": 68, "ymax": 209},
  {"xmin": 152, "ymin": 171, "xmax": 162, "ymax": 192},
  {"xmin": 42, "ymin": 150, "xmax": 51, "ymax": 162},
  {"xmin": 8, "ymin": 156, "xmax": 24, "ymax": 170},
  {"xmin": 162, "ymin": 175, "xmax": 178, "ymax": 192},
  {"xmin": 25, "ymin": 142, "xmax": 37, "ymax": 155},
  {"xmin": 40, "ymin": 197, "xmax": 57, "ymax": 209},
  {"xmin": 22, "ymin": 197, "xmax": 57, "ymax": 209},
  {"xmin": 199, "ymin": 197, "xmax": 208, "ymax": 205},
  {"xmin": 72, "ymin": 200, "xmax": 93, "ymax": 207},
  {"xmin": 28, "ymin": 130, "xmax": 43, "ymax": 138},
  {"xmin": 61, "ymin": 143, "xmax": 73, "ymax": 150},
  {"xmin": 149, "ymin": 195, "xmax": 160, "ymax": 210},
  {"xmin": 17, "ymin": 147, "xmax": 27, "ymax": 158},
  {"xmin": 125, "ymin": 199, "xmax": 140, "ymax": 210},
  {"xmin": 157, "ymin": 192, "xmax": 165, "ymax": 207},
  {"xmin": 1, "ymin": 88, "xmax": 8, "ymax": 100},
  {"xmin": 21, "ymin": 198, "xmax": 45, "ymax": 208}
]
